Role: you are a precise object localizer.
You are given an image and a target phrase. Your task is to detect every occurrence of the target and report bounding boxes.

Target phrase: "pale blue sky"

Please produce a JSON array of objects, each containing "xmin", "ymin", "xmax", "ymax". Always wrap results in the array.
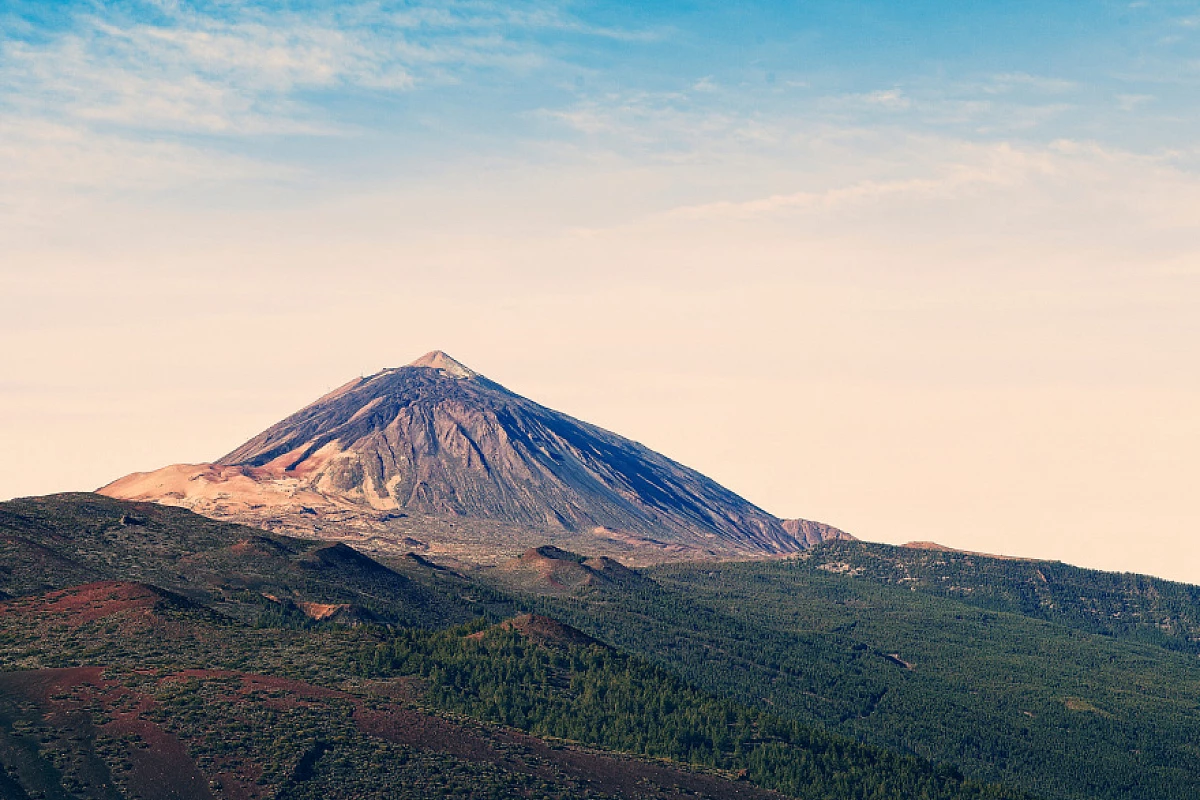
[
  {"xmin": 2, "ymin": 2, "xmax": 1199, "ymax": 581},
  {"xmin": 4, "ymin": 1, "xmax": 1198, "ymax": 197}
]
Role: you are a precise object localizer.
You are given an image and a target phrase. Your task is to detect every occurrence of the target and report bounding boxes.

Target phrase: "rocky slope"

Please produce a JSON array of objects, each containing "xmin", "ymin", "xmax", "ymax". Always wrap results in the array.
[{"xmin": 101, "ymin": 351, "xmax": 851, "ymax": 564}]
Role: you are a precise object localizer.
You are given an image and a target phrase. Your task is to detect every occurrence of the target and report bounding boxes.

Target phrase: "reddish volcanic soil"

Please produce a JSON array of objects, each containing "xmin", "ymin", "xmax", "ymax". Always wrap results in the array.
[
  {"xmin": 0, "ymin": 659, "xmax": 781, "ymax": 800},
  {"xmin": 0, "ymin": 667, "xmax": 213, "ymax": 800},
  {"xmin": 3, "ymin": 581, "xmax": 167, "ymax": 626}
]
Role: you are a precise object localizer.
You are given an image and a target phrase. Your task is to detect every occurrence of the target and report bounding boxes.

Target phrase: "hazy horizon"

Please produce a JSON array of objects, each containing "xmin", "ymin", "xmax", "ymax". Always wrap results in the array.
[{"xmin": 2, "ymin": 1, "xmax": 1198, "ymax": 582}]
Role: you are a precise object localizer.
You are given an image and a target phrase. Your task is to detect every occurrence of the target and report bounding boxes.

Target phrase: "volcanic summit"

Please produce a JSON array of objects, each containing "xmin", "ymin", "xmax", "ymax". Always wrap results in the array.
[{"xmin": 101, "ymin": 351, "xmax": 850, "ymax": 564}]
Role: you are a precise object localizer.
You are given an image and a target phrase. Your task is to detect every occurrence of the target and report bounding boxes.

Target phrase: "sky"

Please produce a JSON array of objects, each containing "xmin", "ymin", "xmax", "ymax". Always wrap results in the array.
[{"xmin": 2, "ymin": 0, "xmax": 1199, "ymax": 581}]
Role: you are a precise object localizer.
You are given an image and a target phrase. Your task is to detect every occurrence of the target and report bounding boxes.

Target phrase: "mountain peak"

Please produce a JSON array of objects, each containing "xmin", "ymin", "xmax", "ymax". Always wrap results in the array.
[
  {"xmin": 407, "ymin": 350, "xmax": 477, "ymax": 379},
  {"xmin": 102, "ymin": 352, "xmax": 852, "ymax": 564}
]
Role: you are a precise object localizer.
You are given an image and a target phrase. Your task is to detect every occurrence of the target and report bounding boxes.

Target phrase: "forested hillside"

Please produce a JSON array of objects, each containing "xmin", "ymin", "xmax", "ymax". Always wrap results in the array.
[
  {"xmin": 514, "ymin": 553, "xmax": 1200, "ymax": 800},
  {"xmin": 5, "ymin": 494, "xmax": 1200, "ymax": 800},
  {"xmin": 802, "ymin": 540, "xmax": 1200, "ymax": 652}
]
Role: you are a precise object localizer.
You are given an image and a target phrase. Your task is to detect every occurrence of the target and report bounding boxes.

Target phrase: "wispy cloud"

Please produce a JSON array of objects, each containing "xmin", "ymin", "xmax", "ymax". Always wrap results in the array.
[
  {"xmin": 1117, "ymin": 93, "xmax": 1154, "ymax": 111},
  {"xmin": 823, "ymin": 76, "xmax": 1078, "ymax": 132},
  {"xmin": 0, "ymin": 117, "xmax": 288, "ymax": 188},
  {"xmin": 544, "ymin": 78, "xmax": 1073, "ymax": 166},
  {"xmin": 383, "ymin": 2, "xmax": 663, "ymax": 43},
  {"xmin": 984, "ymin": 72, "xmax": 1077, "ymax": 95},
  {"xmin": 0, "ymin": 1, "xmax": 655, "ymax": 138},
  {"xmin": 3, "ymin": 0, "xmax": 1197, "ymax": 243},
  {"xmin": 664, "ymin": 141, "xmax": 1059, "ymax": 221},
  {"xmin": 0, "ymin": 0, "xmax": 659, "ymax": 233},
  {"xmin": 1, "ymin": 5, "xmax": 540, "ymax": 136},
  {"xmin": 0, "ymin": 116, "xmax": 294, "ymax": 238},
  {"xmin": 3, "ymin": 29, "xmax": 351, "ymax": 136},
  {"xmin": 850, "ymin": 88, "xmax": 912, "ymax": 110},
  {"xmin": 544, "ymin": 89, "xmax": 776, "ymax": 156},
  {"xmin": 660, "ymin": 137, "xmax": 1200, "ymax": 236}
]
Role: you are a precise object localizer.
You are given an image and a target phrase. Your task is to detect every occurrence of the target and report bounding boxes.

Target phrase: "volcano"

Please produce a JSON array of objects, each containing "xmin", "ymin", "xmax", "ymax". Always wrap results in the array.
[{"xmin": 101, "ymin": 351, "xmax": 850, "ymax": 564}]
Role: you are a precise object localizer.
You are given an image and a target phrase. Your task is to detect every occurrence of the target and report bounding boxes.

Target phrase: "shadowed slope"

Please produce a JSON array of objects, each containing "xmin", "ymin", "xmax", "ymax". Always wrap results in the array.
[{"xmin": 0, "ymin": 493, "xmax": 503, "ymax": 627}]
